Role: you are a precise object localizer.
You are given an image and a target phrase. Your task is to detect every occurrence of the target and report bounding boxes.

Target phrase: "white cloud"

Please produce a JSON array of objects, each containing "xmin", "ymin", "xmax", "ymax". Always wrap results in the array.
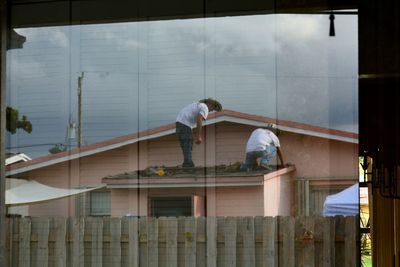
[
  {"xmin": 9, "ymin": 59, "xmax": 47, "ymax": 78},
  {"xmin": 18, "ymin": 27, "xmax": 69, "ymax": 48},
  {"xmin": 277, "ymin": 15, "xmax": 321, "ymax": 41},
  {"xmin": 158, "ymin": 15, "xmax": 324, "ymax": 58}
]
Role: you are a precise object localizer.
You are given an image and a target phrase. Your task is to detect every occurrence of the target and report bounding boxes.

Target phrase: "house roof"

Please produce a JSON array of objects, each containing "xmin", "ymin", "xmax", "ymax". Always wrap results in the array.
[
  {"xmin": 6, "ymin": 109, "xmax": 358, "ymax": 176},
  {"xmin": 103, "ymin": 165, "xmax": 296, "ymax": 189}
]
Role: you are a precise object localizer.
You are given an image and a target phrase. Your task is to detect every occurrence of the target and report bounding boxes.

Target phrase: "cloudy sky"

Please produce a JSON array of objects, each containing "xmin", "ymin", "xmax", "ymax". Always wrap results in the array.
[{"xmin": 6, "ymin": 14, "xmax": 358, "ymax": 158}]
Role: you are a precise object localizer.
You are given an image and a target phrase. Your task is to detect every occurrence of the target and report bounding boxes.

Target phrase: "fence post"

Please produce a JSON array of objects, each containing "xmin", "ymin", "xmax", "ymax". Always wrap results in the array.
[
  {"xmin": 263, "ymin": 217, "xmax": 277, "ymax": 267},
  {"xmin": 295, "ymin": 216, "xmax": 315, "ymax": 267},
  {"xmin": 3, "ymin": 217, "xmax": 11, "ymax": 266},
  {"xmin": 334, "ymin": 216, "xmax": 346, "ymax": 265},
  {"xmin": 148, "ymin": 217, "xmax": 158, "ymax": 267},
  {"xmin": 224, "ymin": 217, "xmax": 237, "ymax": 267},
  {"xmin": 196, "ymin": 217, "xmax": 206, "ymax": 267},
  {"xmin": 166, "ymin": 218, "xmax": 177, "ymax": 267},
  {"xmin": 345, "ymin": 216, "xmax": 357, "ymax": 267},
  {"xmin": 32, "ymin": 217, "xmax": 50, "ymax": 267},
  {"xmin": 139, "ymin": 217, "xmax": 148, "ymax": 266},
  {"xmin": 110, "ymin": 217, "xmax": 122, "ymax": 266},
  {"xmin": 88, "ymin": 217, "xmax": 103, "ymax": 266},
  {"xmin": 238, "ymin": 217, "xmax": 255, "ymax": 266},
  {"xmin": 279, "ymin": 216, "xmax": 295, "ymax": 267},
  {"xmin": 206, "ymin": 217, "xmax": 217, "ymax": 267},
  {"xmin": 322, "ymin": 216, "xmax": 335, "ymax": 267},
  {"xmin": 72, "ymin": 217, "xmax": 85, "ymax": 267},
  {"xmin": 184, "ymin": 217, "xmax": 196, "ymax": 266},
  {"xmin": 19, "ymin": 217, "xmax": 31, "ymax": 267},
  {"xmin": 53, "ymin": 218, "xmax": 67, "ymax": 267},
  {"xmin": 127, "ymin": 217, "xmax": 139, "ymax": 267}
]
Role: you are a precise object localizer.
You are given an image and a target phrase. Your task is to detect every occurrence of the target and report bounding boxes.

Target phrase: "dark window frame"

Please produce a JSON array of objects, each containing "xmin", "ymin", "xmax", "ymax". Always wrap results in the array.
[
  {"xmin": 149, "ymin": 196, "xmax": 194, "ymax": 217},
  {"xmin": 89, "ymin": 190, "xmax": 111, "ymax": 217}
]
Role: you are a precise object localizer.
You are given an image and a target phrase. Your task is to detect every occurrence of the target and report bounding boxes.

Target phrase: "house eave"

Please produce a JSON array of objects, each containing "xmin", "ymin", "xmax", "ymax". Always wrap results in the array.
[
  {"xmin": 104, "ymin": 166, "xmax": 297, "ymax": 189},
  {"xmin": 106, "ymin": 181, "xmax": 263, "ymax": 189},
  {"xmin": 264, "ymin": 165, "xmax": 296, "ymax": 181},
  {"xmin": 103, "ymin": 173, "xmax": 267, "ymax": 189}
]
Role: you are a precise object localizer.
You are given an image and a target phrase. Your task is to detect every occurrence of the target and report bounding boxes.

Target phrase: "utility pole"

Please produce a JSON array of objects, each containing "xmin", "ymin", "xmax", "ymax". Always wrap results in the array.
[{"xmin": 77, "ymin": 72, "xmax": 84, "ymax": 147}]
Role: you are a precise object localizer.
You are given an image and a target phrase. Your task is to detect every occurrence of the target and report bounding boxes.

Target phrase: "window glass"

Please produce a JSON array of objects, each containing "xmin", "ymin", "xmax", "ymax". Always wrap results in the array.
[
  {"xmin": 6, "ymin": 13, "xmax": 358, "ymax": 219},
  {"xmin": 90, "ymin": 191, "xmax": 111, "ymax": 216},
  {"xmin": 151, "ymin": 197, "xmax": 192, "ymax": 217},
  {"xmin": 5, "ymin": 5, "xmax": 360, "ymax": 266}
]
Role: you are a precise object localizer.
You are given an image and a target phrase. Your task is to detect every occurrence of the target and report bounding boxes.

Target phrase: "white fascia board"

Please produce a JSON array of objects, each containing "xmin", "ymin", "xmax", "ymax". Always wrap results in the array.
[
  {"xmin": 221, "ymin": 116, "xmax": 358, "ymax": 144},
  {"xmin": 277, "ymin": 125, "xmax": 358, "ymax": 144},
  {"xmin": 106, "ymin": 181, "xmax": 263, "ymax": 189}
]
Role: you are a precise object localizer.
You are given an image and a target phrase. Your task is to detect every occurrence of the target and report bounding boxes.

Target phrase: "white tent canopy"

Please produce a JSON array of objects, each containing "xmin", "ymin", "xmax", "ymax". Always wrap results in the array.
[
  {"xmin": 6, "ymin": 179, "xmax": 105, "ymax": 206},
  {"xmin": 323, "ymin": 183, "xmax": 363, "ymax": 217}
]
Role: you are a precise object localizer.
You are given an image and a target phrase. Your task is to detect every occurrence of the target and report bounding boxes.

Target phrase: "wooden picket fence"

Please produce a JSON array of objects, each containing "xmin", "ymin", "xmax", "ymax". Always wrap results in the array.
[{"xmin": 5, "ymin": 216, "xmax": 358, "ymax": 267}]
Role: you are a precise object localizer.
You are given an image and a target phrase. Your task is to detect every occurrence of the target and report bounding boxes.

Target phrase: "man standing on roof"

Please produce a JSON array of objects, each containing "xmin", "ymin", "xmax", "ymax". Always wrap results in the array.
[
  {"xmin": 240, "ymin": 127, "xmax": 285, "ymax": 171},
  {"xmin": 176, "ymin": 98, "xmax": 222, "ymax": 168}
]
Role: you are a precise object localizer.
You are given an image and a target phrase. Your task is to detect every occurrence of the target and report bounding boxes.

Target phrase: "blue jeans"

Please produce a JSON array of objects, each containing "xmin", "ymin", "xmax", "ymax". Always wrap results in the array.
[
  {"xmin": 240, "ymin": 146, "xmax": 277, "ymax": 171},
  {"xmin": 176, "ymin": 122, "xmax": 194, "ymax": 167}
]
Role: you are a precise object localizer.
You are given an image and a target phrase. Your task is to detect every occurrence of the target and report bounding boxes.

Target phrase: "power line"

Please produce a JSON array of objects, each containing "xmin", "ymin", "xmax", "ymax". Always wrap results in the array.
[{"xmin": 6, "ymin": 143, "xmax": 74, "ymax": 149}]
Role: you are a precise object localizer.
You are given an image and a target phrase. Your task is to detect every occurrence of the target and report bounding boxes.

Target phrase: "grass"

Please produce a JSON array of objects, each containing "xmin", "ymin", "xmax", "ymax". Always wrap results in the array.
[{"xmin": 362, "ymin": 255, "xmax": 372, "ymax": 267}]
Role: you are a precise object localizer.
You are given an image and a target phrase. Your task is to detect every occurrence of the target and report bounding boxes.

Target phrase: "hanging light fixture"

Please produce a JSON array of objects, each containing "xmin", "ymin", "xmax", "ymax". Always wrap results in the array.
[{"xmin": 329, "ymin": 12, "xmax": 335, "ymax": 36}]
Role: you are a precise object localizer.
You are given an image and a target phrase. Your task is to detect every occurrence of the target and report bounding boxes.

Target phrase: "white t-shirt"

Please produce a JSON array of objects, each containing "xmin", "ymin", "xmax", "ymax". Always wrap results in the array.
[
  {"xmin": 176, "ymin": 103, "xmax": 209, "ymax": 128},
  {"xmin": 246, "ymin": 128, "xmax": 280, "ymax": 152}
]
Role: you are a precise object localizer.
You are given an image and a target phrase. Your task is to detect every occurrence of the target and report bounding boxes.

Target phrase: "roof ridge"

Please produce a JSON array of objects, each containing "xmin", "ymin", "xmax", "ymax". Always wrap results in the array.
[{"xmin": 6, "ymin": 110, "xmax": 358, "ymax": 173}]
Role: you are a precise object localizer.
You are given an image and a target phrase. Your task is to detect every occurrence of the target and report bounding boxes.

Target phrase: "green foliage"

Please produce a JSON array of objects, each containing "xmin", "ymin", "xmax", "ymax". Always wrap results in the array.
[
  {"xmin": 361, "ymin": 255, "xmax": 372, "ymax": 267},
  {"xmin": 6, "ymin": 106, "xmax": 33, "ymax": 134},
  {"xmin": 360, "ymin": 209, "xmax": 371, "ymax": 266},
  {"xmin": 48, "ymin": 144, "xmax": 67, "ymax": 154}
]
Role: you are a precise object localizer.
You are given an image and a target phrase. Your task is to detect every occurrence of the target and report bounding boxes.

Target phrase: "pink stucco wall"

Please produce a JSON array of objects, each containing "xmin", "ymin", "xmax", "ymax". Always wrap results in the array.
[
  {"xmin": 110, "ymin": 188, "xmax": 208, "ymax": 217},
  {"xmin": 109, "ymin": 186, "xmax": 265, "ymax": 217},
  {"xmin": 21, "ymin": 123, "xmax": 357, "ymax": 217},
  {"xmin": 215, "ymin": 186, "xmax": 264, "ymax": 216},
  {"xmin": 280, "ymin": 132, "xmax": 358, "ymax": 178},
  {"xmin": 111, "ymin": 188, "xmax": 148, "ymax": 217},
  {"xmin": 263, "ymin": 166, "xmax": 296, "ymax": 216},
  {"xmin": 108, "ymin": 167, "xmax": 295, "ymax": 217}
]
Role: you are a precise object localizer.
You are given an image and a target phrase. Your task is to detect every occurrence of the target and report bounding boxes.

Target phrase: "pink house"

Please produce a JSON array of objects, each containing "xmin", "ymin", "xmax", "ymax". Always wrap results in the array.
[{"xmin": 6, "ymin": 110, "xmax": 358, "ymax": 217}]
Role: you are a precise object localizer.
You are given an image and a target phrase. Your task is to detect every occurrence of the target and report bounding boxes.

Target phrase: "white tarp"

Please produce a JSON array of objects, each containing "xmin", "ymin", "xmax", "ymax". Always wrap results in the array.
[
  {"xmin": 5, "ymin": 153, "xmax": 31, "ymax": 165},
  {"xmin": 6, "ymin": 179, "xmax": 105, "ymax": 206},
  {"xmin": 323, "ymin": 183, "xmax": 361, "ymax": 216}
]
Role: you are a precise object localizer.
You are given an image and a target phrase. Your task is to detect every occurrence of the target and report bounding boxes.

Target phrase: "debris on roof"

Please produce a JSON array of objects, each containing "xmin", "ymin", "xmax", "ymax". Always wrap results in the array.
[{"xmin": 104, "ymin": 162, "xmax": 280, "ymax": 179}]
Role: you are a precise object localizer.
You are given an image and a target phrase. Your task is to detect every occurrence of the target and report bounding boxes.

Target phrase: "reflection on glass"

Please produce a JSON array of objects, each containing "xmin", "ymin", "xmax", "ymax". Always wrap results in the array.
[
  {"xmin": 7, "ymin": 14, "xmax": 357, "ymax": 158},
  {"xmin": 5, "ymin": 13, "xmax": 359, "ymax": 266}
]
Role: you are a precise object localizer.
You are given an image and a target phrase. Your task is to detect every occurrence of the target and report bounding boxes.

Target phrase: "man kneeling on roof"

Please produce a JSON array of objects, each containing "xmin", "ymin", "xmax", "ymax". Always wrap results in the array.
[
  {"xmin": 240, "ymin": 126, "xmax": 285, "ymax": 171},
  {"xmin": 176, "ymin": 98, "xmax": 222, "ymax": 168}
]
